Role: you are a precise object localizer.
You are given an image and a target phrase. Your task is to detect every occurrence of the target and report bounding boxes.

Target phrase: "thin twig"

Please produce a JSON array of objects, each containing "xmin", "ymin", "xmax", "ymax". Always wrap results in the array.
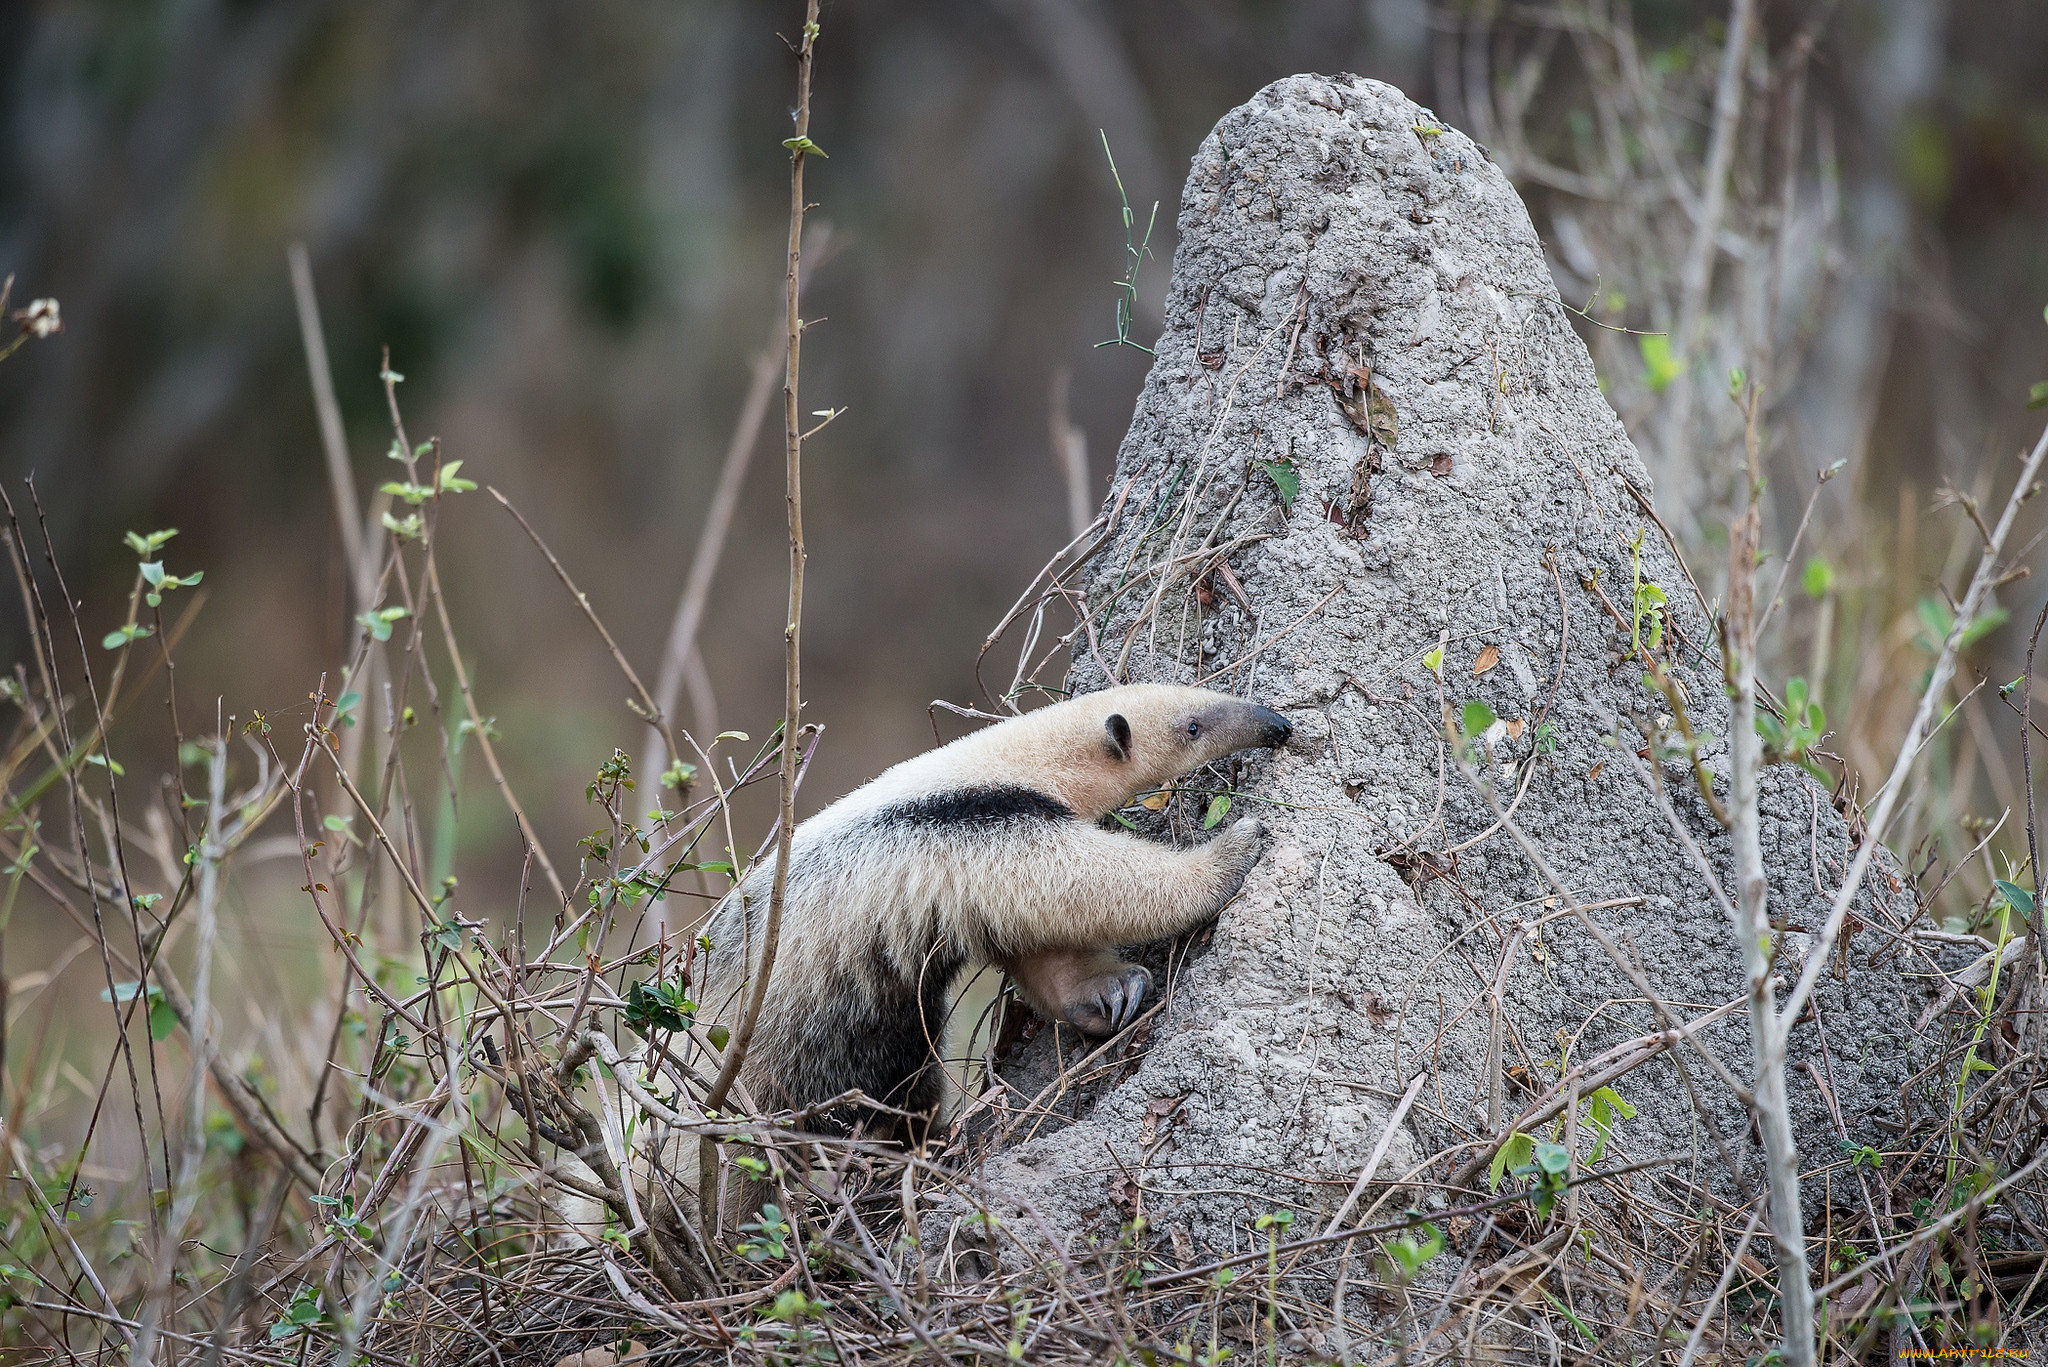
[
  {"xmin": 1723, "ymin": 380, "xmax": 1816, "ymax": 1367},
  {"xmin": 1320, "ymin": 1070, "xmax": 1425, "ymax": 1236},
  {"xmin": 288, "ymin": 242, "xmax": 368, "ymax": 613},
  {"xmin": 700, "ymin": 0, "xmax": 823, "ymax": 1237}
]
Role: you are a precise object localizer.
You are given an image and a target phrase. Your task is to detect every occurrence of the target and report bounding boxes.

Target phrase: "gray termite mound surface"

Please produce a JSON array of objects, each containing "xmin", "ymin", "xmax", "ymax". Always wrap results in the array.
[{"xmin": 948, "ymin": 76, "xmax": 1926, "ymax": 1266}]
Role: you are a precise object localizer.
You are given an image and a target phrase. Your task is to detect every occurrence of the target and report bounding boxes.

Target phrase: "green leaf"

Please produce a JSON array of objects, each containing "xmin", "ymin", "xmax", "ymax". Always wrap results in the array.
[
  {"xmin": 625, "ymin": 977, "xmax": 698, "ymax": 1034},
  {"xmin": 124, "ymin": 529, "xmax": 178, "ymax": 556},
  {"xmin": 1461, "ymin": 700, "xmax": 1497, "ymax": 737},
  {"xmin": 2030, "ymin": 380, "xmax": 2048, "ymax": 411},
  {"xmin": 1959, "ymin": 605, "xmax": 2009, "ymax": 650},
  {"xmin": 1259, "ymin": 459, "xmax": 1299, "ymax": 510},
  {"xmin": 84, "ymin": 753, "xmax": 125, "ymax": 776},
  {"xmin": 148, "ymin": 998, "xmax": 177, "ymax": 1041},
  {"xmin": 1916, "ymin": 596, "xmax": 1953, "ymax": 647},
  {"xmin": 1995, "ymin": 880, "xmax": 2035, "ymax": 917},
  {"xmin": 1542, "ymin": 1289, "xmax": 1597, "ymax": 1342},
  {"xmin": 707, "ymin": 1023, "xmax": 731, "ymax": 1051},
  {"xmin": 357, "ymin": 606, "xmax": 410, "ymax": 642},
  {"xmin": 715, "ymin": 730, "xmax": 750, "ymax": 743},
  {"xmin": 1802, "ymin": 557, "xmax": 1834, "ymax": 598},
  {"xmin": 1386, "ymin": 1221, "xmax": 1443, "ymax": 1278},
  {"xmin": 1587, "ymin": 1085, "xmax": 1635, "ymax": 1126},
  {"xmin": 782, "ymin": 135, "xmax": 829, "ymax": 158},
  {"xmin": 1202, "ymin": 794, "xmax": 1231, "ymax": 829},
  {"xmin": 1638, "ymin": 333, "xmax": 1681, "ymax": 393},
  {"xmin": 1422, "ymin": 645, "xmax": 1444, "ymax": 676},
  {"xmin": 139, "ymin": 561, "xmax": 166, "ymax": 587},
  {"xmin": 1911, "ymin": 596, "xmax": 2007, "ymax": 653},
  {"xmin": 101, "ymin": 980, "xmax": 148, "ymax": 1003},
  {"xmin": 1585, "ymin": 1085, "xmax": 1636, "ymax": 1164},
  {"xmin": 1490, "ymin": 1132, "xmax": 1532, "ymax": 1191},
  {"xmin": 1535, "ymin": 1142, "xmax": 1571, "ymax": 1175},
  {"xmin": 101, "ymin": 623, "xmax": 153, "ymax": 650}
]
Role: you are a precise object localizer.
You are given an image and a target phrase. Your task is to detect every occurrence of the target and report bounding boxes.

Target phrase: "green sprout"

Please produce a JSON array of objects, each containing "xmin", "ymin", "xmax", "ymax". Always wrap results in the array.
[{"xmin": 1094, "ymin": 132, "xmax": 1158, "ymax": 357}]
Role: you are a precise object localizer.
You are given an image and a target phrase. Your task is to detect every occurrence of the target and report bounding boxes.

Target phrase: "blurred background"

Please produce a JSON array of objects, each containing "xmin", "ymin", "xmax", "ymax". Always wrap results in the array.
[
  {"xmin": 2, "ymin": 0, "xmax": 2044, "ymax": 813},
  {"xmin": 1, "ymin": 0, "xmax": 2045, "ymax": 1158}
]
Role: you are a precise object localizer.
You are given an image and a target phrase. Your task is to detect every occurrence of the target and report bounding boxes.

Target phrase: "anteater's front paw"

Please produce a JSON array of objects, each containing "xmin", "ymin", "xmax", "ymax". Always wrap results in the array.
[
  {"xmin": 1063, "ymin": 963, "xmax": 1153, "ymax": 1036},
  {"xmin": 1214, "ymin": 815, "xmax": 1266, "ymax": 887}
]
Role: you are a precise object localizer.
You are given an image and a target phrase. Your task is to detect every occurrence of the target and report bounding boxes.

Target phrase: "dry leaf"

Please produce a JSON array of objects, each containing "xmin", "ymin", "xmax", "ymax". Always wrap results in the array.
[
  {"xmin": 1139, "ymin": 789, "xmax": 1173, "ymax": 811},
  {"xmin": 1364, "ymin": 376, "xmax": 1399, "ymax": 447},
  {"xmin": 1343, "ymin": 446, "xmax": 1382, "ymax": 534},
  {"xmin": 1472, "ymin": 644, "xmax": 1500, "ymax": 676},
  {"xmin": 1170, "ymin": 1224, "xmax": 1196, "ymax": 1265},
  {"xmin": 1504, "ymin": 717, "xmax": 1525, "ymax": 739},
  {"xmin": 1215, "ymin": 560, "xmax": 1253, "ymax": 611},
  {"xmin": 557, "ymin": 1340, "xmax": 649, "ymax": 1366},
  {"xmin": 1139, "ymin": 1094, "xmax": 1186, "ymax": 1147},
  {"xmin": 1586, "ymin": 760, "xmax": 1607, "ymax": 780},
  {"xmin": 1429, "ymin": 451, "xmax": 1453, "ymax": 476},
  {"xmin": 1333, "ymin": 367, "xmax": 1400, "ymax": 451},
  {"xmin": 556, "ymin": 1346, "xmax": 649, "ymax": 1367}
]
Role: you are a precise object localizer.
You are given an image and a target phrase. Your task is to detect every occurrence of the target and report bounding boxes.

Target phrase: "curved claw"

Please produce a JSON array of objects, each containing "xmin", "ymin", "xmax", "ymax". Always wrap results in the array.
[{"xmin": 1066, "ymin": 964, "xmax": 1154, "ymax": 1036}]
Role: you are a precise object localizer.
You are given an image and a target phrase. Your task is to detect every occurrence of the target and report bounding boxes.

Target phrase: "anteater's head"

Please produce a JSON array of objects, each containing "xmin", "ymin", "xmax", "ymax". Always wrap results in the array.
[{"xmin": 1018, "ymin": 683, "xmax": 1290, "ymax": 820}]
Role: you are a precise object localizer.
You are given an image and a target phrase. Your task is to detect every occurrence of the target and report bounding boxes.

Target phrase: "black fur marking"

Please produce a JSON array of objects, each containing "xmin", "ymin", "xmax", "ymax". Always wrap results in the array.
[
  {"xmin": 881, "ymin": 785, "xmax": 1072, "ymax": 829},
  {"xmin": 796, "ymin": 935, "xmax": 963, "ymax": 1139}
]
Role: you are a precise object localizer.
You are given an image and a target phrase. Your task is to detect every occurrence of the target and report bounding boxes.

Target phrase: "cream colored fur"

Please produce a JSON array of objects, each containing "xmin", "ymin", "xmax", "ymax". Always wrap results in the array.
[
  {"xmin": 549, "ymin": 685, "xmax": 1290, "ymax": 1239},
  {"xmin": 691, "ymin": 683, "xmax": 1291, "ymax": 1128}
]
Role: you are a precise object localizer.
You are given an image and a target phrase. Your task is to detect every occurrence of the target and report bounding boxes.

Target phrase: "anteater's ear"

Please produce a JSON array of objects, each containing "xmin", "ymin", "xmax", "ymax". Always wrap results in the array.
[{"xmin": 1103, "ymin": 713, "xmax": 1132, "ymax": 762}]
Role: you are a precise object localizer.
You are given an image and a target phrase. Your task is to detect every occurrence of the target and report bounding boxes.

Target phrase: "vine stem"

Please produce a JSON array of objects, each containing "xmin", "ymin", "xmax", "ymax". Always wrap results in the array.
[{"xmin": 700, "ymin": 0, "xmax": 822, "ymax": 1238}]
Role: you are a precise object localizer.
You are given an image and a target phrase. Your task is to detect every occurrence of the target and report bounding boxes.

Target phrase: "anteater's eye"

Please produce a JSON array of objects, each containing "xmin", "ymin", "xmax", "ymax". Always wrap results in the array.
[{"xmin": 1186, "ymin": 720, "xmax": 1201, "ymax": 738}]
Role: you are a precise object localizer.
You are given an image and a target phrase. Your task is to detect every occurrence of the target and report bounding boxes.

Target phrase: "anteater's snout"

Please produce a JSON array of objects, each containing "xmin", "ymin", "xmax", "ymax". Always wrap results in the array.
[{"xmin": 1251, "ymin": 706, "xmax": 1292, "ymax": 748}]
